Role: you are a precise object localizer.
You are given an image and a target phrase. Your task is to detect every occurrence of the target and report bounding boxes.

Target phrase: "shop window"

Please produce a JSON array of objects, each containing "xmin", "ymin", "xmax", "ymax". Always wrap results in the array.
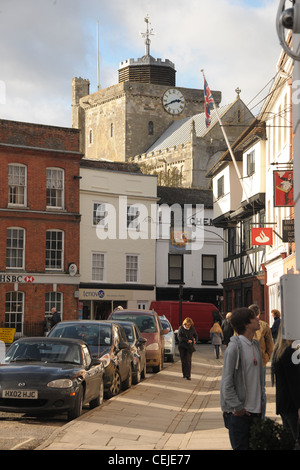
[{"xmin": 5, "ymin": 291, "xmax": 24, "ymax": 333}]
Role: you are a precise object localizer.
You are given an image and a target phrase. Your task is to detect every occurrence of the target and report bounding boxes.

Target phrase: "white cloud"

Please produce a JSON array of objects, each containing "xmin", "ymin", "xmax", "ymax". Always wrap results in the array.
[{"xmin": 0, "ymin": 0, "xmax": 282, "ymax": 127}]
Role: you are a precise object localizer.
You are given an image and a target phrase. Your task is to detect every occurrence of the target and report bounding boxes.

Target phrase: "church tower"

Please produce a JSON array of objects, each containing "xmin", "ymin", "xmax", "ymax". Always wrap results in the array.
[{"xmin": 72, "ymin": 16, "xmax": 221, "ymax": 161}]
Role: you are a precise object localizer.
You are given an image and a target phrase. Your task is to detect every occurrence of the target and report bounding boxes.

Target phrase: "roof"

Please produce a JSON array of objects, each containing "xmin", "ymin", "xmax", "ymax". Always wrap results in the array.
[
  {"xmin": 145, "ymin": 102, "xmax": 234, "ymax": 154},
  {"xmin": 157, "ymin": 186, "xmax": 213, "ymax": 208},
  {"xmin": 80, "ymin": 159, "xmax": 143, "ymax": 174}
]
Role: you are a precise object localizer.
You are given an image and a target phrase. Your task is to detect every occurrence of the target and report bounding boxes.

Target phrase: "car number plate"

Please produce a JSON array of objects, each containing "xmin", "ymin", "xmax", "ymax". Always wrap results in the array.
[{"xmin": 2, "ymin": 389, "xmax": 38, "ymax": 399}]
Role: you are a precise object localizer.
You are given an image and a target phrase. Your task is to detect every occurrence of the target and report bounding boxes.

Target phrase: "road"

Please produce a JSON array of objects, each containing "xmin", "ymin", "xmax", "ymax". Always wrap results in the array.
[{"xmin": 0, "ymin": 356, "xmax": 182, "ymax": 450}]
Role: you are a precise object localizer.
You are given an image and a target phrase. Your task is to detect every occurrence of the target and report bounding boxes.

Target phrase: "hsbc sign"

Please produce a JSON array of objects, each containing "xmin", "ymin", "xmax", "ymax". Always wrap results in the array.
[{"xmin": 0, "ymin": 274, "xmax": 30, "ymax": 283}]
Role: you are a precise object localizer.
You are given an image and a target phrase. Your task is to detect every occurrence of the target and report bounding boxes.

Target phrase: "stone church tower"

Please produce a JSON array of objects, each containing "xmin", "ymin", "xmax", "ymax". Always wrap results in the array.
[{"xmin": 72, "ymin": 16, "xmax": 221, "ymax": 161}]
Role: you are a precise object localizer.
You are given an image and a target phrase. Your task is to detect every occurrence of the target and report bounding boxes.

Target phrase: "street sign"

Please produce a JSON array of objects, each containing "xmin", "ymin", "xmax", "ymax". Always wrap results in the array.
[
  {"xmin": 251, "ymin": 227, "xmax": 273, "ymax": 245},
  {"xmin": 282, "ymin": 219, "xmax": 295, "ymax": 243}
]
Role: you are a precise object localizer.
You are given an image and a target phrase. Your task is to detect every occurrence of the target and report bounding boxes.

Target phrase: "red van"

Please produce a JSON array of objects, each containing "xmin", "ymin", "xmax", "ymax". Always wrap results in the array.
[{"xmin": 150, "ymin": 301, "xmax": 222, "ymax": 342}]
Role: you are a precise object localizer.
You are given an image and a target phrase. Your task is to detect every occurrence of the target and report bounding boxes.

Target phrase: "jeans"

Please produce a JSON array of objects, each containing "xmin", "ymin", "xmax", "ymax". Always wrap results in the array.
[
  {"xmin": 223, "ymin": 412, "xmax": 261, "ymax": 450},
  {"xmin": 179, "ymin": 347, "xmax": 193, "ymax": 378},
  {"xmin": 280, "ymin": 412, "xmax": 299, "ymax": 441}
]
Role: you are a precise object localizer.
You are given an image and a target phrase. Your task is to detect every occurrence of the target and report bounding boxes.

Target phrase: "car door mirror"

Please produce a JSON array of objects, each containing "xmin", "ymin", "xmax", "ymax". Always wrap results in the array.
[{"xmin": 161, "ymin": 328, "xmax": 169, "ymax": 335}]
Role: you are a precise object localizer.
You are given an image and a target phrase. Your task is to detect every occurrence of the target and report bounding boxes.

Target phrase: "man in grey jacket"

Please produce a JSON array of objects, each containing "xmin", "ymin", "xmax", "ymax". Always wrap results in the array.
[{"xmin": 220, "ymin": 307, "xmax": 264, "ymax": 450}]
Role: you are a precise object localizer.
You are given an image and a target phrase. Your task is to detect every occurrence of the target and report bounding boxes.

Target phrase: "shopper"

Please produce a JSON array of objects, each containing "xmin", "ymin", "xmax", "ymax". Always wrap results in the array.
[
  {"xmin": 271, "ymin": 326, "xmax": 300, "ymax": 441},
  {"xmin": 271, "ymin": 309, "xmax": 281, "ymax": 343},
  {"xmin": 249, "ymin": 303, "xmax": 274, "ymax": 418},
  {"xmin": 49, "ymin": 307, "xmax": 61, "ymax": 329},
  {"xmin": 222, "ymin": 312, "xmax": 234, "ymax": 347},
  {"xmin": 220, "ymin": 307, "xmax": 264, "ymax": 450},
  {"xmin": 210, "ymin": 321, "xmax": 223, "ymax": 359},
  {"xmin": 177, "ymin": 317, "xmax": 198, "ymax": 380}
]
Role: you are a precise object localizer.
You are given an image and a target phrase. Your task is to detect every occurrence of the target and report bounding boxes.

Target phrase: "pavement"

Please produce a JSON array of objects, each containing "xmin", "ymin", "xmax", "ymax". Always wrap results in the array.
[{"xmin": 37, "ymin": 343, "xmax": 277, "ymax": 451}]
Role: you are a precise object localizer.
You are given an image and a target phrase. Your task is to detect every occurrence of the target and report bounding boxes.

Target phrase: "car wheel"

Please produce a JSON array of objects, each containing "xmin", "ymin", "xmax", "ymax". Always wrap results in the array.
[
  {"xmin": 68, "ymin": 385, "xmax": 83, "ymax": 421},
  {"xmin": 141, "ymin": 360, "xmax": 146, "ymax": 379},
  {"xmin": 90, "ymin": 378, "xmax": 104, "ymax": 409},
  {"xmin": 105, "ymin": 369, "xmax": 121, "ymax": 398},
  {"xmin": 152, "ymin": 352, "xmax": 162, "ymax": 373},
  {"xmin": 132, "ymin": 363, "xmax": 141, "ymax": 385},
  {"xmin": 122, "ymin": 365, "xmax": 132, "ymax": 390}
]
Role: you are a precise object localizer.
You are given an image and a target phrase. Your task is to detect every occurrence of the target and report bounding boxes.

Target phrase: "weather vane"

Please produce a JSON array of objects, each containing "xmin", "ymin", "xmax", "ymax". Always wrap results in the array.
[{"xmin": 140, "ymin": 14, "xmax": 155, "ymax": 56}]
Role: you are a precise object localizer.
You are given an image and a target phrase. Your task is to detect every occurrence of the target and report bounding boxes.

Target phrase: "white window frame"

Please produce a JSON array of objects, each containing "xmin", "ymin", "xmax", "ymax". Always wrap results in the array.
[
  {"xmin": 127, "ymin": 205, "xmax": 140, "ymax": 231},
  {"xmin": 126, "ymin": 254, "xmax": 139, "ymax": 283},
  {"xmin": 46, "ymin": 168, "xmax": 64, "ymax": 209},
  {"xmin": 45, "ymin": 229, "xmax": 64, "ymax": 271},
  {"xmin": 93, "ymin": 202, "xmax": 107, "ymax": 226},
  {"xmin": 92, "ymin": 252, "xmax": 106, "ymax": 282},
  {"xmin": 8, "ymin": 163, "xmax": 27, "ymax": 207},
  {"xmin": 5, "ymin": 291, "xmax": 24, "ymax": 333},
  {"xmin": 6, "ymin": 227, "xmax": 25, "ymax": 269}
]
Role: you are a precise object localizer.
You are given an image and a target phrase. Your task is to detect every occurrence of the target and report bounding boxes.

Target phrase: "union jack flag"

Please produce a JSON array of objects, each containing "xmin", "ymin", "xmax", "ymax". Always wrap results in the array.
[{"xmin": 204, "ymin": 77, "xmax": 214, "ymax": 128}]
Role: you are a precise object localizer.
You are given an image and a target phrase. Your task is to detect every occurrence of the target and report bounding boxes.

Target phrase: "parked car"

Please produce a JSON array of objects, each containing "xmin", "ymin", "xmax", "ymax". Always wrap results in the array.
[
  {"xmin": 112, "ymin": 320, "xmax": 147, "ymax": 384},
  {"xmin": 108, "ymin": 309, "xmax": 168, "ymax": 373},
  {"xmin": 48, "ymin": 320, "xmax": 132, "ymax": 398},
  {"xmin": 159, "ymin": 316, "xmax": 175, "ymax": 362},
  {"xmin": 0, "ymin": 337, "xmax": 104, "ymax": 421}
]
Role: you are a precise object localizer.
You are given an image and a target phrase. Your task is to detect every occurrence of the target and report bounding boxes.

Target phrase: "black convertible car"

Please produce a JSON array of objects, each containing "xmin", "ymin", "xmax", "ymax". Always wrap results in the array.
[{"xmin": 0, "ymin": 337, "xmax": 104, "ymax": 420}]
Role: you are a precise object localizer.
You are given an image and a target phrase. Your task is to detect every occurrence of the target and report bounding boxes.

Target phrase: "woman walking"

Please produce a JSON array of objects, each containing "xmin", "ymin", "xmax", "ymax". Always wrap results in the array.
[
  {"xmin": 178, "ymin": 317, "xmax": 198, "ymax": 380},
  {"xmin": 210, "ymin": 321, "xmax": 223, "ymax": 359}
]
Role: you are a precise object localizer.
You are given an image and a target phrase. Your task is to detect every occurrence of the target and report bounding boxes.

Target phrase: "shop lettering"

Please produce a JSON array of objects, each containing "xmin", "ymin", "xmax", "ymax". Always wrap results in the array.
[{"xmin": 0, "ymin": 275, "xmax": 23, "ymax": 283}]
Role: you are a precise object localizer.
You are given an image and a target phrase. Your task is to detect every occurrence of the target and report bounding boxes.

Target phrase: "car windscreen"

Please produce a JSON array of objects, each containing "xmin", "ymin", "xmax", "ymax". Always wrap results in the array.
[
  {"xmin": 50, "ymin": 324, "xmax": 112, "ymax": 347},
  {"xmin": 4, "ymin": 341, "xmax": 82, "ymax": 365},
  {"xmin": 120, "ymin": 324, "xmax": 134, "ymax": 344},
  {"xmin": 110, "ymin": 314, "xmax": 157, "ymax": 333}
]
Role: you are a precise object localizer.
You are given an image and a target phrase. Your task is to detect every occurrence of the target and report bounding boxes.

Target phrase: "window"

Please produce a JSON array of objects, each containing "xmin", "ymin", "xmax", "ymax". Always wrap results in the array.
[
  {"xmin": 110, "ymin": 123, "xmax": 114, "ymax": 138},
  {"xmin": 89, "ymin": 129, "xmax": 93, "ymax": 145},
  {"xmin": 93, "ymin": 202, "xmax": 107, "ymax": 226},
  {"xmin": 8, "ymin": 164, "xmax": 26, "ymax": 206},
  {"xmin": 45, "ymin": 292, "xmax": 63, "ymax": 320},
  {"xmin": 6, "ymin": 227, "xmax": 25, "ymax": 269},
  {"xmin": 202, "ymin": 255, "xmax": 217, "ymax": 284},
  {"xmin": 148, "ymin": 121, "xmax": 154, "ymax": 135},
  {"xmin": 168, "ymin": 254, "xmax": 183, "ymax": 284},
  {"xmin": 46, "ymin": 230, "xmax": 64, "ymax": 270},
  {"xmin": 228, "ymin": 227, "xmax": 236, "ymax": 257},
  {"xmin": 46, "ymin": 168, "xmax": 64, "ymax": 208},
  {"xmin": 5, "ymin": 291, "xmax": 24, "ymax": 333},
  {"xmin": 127, "ymin": 205, "xmax": 140, "ymax": 231},
  {"xmin": 92, "ymin": 253, "xmax": 105, "ymax": 281},
  {"xmin": 242, "ymin": 219, "xmax": 251, "ymax": 251},
  {"xmin": 126, "ymin": 255, "xmax": 139, "ymax": 283},
  {"xmin": 217, "ymin": 175, "xmax": 224, "ymax": 198},
  {"xmin": 247, "ymin": 150, "xmax": 255, "ymax": 176}
]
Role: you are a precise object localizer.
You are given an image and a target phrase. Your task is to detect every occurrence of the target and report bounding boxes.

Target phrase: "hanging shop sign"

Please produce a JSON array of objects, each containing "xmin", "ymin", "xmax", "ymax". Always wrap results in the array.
[
  {"xmin": 274, "ymin": 170, "xmax": 295, "ymax": 207},
  {"xmin": 251, "ymin": 227, "xmax": 273, "ymax": 246},
  {"xmin": 282, "ymin": 219, "xmax": 295, "ymax": 243}
]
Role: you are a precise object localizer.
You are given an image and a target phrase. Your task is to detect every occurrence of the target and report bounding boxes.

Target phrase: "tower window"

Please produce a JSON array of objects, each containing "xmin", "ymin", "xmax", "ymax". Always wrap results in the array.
[{"xmin": 148, "ymin": 121, "xmax": 154, "ymax": 135}]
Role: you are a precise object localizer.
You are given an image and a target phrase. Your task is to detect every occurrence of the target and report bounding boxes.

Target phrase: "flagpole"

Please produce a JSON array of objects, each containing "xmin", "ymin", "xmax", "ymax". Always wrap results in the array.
[{"xmin": 201, "ymin": 70, "xmax": 250, "ymax": 204}]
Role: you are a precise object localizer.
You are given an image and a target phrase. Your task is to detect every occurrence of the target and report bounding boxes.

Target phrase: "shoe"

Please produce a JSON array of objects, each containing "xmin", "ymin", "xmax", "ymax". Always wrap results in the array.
[{"xmin": 186, "ymin": 377, "xmax": 191, "ymax": 380}]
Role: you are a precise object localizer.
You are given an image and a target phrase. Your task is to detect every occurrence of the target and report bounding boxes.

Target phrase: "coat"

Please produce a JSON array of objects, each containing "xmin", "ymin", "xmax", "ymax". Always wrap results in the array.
[{"xmin": 177, "ymin": 325, "xmax": 198, "ymax": 351}]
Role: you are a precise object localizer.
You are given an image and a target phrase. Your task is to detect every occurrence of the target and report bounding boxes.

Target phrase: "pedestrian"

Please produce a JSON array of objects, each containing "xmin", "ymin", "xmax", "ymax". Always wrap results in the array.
[
  {"xmin": 220, "ymin": 307, "xmax": 264, "ymax": 450},
  {"xmin": 271, "ymin": 326, "xmax": 300, "ymax": 442},
  {"xmin": 248, "ymin": 303, "xmax": 274, "ymax": 419},
  {"xmin": 49, "ymin": 307, "xmax": 61, "ymax": 329},
  {"xmin": 177, "ymin": 317, "xmax": 198, "ymax": 380},
  {"xmin": 222, "ymin": 312, "xmax": 234, "ymax": 347},
  {"xmin": 210, "ymin": 321, "xmax": 223, "ymax": 359},
  {"xmin": 271, "ymin": 308, "xmax": 281, "ymax": 343}
]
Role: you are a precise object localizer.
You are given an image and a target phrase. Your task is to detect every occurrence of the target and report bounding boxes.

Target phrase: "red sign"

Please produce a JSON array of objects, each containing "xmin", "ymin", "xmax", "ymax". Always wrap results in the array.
[
  {"xmin": 274, "ymin": 170, "xmax": 295, "ymax": 207},
  {"xmin": 251, "ymin": 227, "xmax": 273, "ymax": 246}
]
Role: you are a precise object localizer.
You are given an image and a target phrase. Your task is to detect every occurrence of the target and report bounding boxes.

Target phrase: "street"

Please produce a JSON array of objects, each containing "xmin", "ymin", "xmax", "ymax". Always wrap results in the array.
[{"xmin": 0, "ymin": 353, "xmax": 181, "ymax": 450}]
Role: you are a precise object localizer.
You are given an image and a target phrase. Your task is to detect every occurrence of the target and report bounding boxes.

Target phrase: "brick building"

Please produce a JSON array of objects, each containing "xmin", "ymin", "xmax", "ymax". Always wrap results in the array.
[{"xmin": 0, "ymin": 119, "xmax": 82, "ymax": 336}]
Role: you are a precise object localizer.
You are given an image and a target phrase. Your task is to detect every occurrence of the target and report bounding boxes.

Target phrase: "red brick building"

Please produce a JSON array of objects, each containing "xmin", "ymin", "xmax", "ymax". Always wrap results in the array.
[{"xmin": 0, "ymin": 119, "xmax": 82, "ymax": 336}]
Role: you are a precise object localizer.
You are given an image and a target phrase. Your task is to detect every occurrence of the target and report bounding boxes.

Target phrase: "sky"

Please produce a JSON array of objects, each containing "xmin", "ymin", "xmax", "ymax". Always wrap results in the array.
[{"xmin": 0, "ymin": 0, "xmax": 283, "ymax": 128}]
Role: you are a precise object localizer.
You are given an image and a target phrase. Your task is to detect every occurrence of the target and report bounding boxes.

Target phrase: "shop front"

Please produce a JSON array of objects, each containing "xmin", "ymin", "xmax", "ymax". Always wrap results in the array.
[{"xmin": 78, "ymin": 286, "xmax": 156, "ymax": 320}]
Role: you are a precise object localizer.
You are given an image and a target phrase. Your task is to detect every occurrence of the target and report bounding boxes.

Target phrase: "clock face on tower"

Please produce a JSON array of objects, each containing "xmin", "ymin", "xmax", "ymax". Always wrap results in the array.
[{"xmin": 162, "ymin": 89, "xmax": 185, "ymax": 115}]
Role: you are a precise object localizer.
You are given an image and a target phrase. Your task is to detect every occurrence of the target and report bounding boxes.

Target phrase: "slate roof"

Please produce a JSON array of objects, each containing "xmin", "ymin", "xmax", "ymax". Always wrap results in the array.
[
  {"xmin": 145, "ymin": 102, "xmax": 234, "ymax": 154},
  {"xmin": 157, "ymin": 186, "xmax": 213, "ymax": 208}
]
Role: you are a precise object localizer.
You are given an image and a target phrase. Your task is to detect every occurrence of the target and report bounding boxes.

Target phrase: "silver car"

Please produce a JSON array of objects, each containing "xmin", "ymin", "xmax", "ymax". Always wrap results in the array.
[{"xmin": 159, "ymin": 316, "xmax": 175, "ymax": 362}]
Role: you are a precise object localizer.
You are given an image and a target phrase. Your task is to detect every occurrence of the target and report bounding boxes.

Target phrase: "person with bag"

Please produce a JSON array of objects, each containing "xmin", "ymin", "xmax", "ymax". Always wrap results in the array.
[
  {"xmin": 177, "ymin": 317, "xmax": 198, "ymax": 380},
  {"xmin": 271, "ymin": 326, "xmax": 300, "ymax": 442},
  {"xmin": 210, "ymin": 321, "xmax": 223, "ymax": 359}
]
